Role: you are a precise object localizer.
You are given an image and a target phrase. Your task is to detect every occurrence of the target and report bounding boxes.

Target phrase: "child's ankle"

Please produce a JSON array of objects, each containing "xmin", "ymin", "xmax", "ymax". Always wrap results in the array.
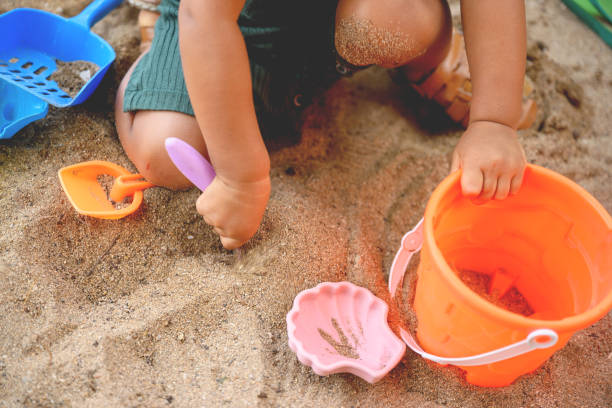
[
  {"xmin": 129, "ymin": 0, "xmax": 161, "ymax": 52},
  {"xmin": 138, "ymin": 9, "xmax": 160, "ymax": 52},
  {"xmin": 399, "ymin": 65, "xmax": 436, "ymax": 84}
]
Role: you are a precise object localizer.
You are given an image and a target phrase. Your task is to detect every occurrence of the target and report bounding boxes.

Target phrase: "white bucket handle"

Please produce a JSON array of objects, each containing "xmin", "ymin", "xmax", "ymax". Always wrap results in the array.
[
  {"xmin": 388, "ymin": 217, "xmax": 559, "ymax": 366},
  {"xmin": 388, "ymin": 217, "xmax": 424, "ymax": 297},
  {"xmin": 400, "ymin": 328, "xmax": 558, "ymax": 366}
]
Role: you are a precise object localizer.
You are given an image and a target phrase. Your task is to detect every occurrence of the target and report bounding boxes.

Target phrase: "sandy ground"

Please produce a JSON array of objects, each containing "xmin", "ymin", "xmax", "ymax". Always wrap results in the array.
[{"xmin": 1, "ymin": 0, "xmax": 611, "ymax": 407}]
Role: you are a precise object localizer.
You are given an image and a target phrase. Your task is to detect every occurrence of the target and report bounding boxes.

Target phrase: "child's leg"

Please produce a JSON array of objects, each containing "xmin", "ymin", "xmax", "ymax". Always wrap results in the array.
[
  {"xmin": 127, "ymin": 0, "xmax": 162, "ymax": 52},
  {"xmin": 114, "ymin": 55, "xmax": 208, "ymax": 190},
  {"xmin": 116, "ymin": 0, "xmax": 210, "ymax": 190},
  {"xmin": 335, "ymin": 0, "xmax": 452, "ymax": 77},
  {"xmin": 335, "ymin": 0, "xmax": 536, "ymax": 129}
]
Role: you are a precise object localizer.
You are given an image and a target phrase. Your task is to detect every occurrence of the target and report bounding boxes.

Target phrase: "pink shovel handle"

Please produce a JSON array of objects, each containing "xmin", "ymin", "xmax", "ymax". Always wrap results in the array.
[{"xmin": 164, "ymin": 137, "xmax": 215, "ymax": 192}]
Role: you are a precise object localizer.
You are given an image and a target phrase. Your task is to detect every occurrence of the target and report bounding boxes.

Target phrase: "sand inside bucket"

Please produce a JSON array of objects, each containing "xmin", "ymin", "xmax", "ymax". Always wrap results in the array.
[
  {"xmin": 96, "ymin": 174, "xmax": 133, "ymax": 210},
  {"xmin": 49, "ymin": 59, "xmax": 99, "ymax": 98},
  {"xmin": 458, "ymin": 270, "xmax": 534, "ymax": 316}
]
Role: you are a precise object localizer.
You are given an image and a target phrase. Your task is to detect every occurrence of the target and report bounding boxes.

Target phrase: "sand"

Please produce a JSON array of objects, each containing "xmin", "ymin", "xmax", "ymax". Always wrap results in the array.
[
  {"xmin": 97, "ymin": 174, "xmax": 133, "ymax": 210},
  {"xmin": 335, "ymin": 17, "xmax": 419, "ymax": 67},
  {"xmin": 49, "ymin": 60, "xmax": 99, "ymax": 98},
  {"xmin": 0, "ymin": 0, "xmax": 611, "ymax": 407},
  {"xmin": 318, "ymin": 318, "xmax": 360, "ymax": 360},
  {"xmin": 457, "ymin": 270, "xmax": 534, "ymax": 317}
]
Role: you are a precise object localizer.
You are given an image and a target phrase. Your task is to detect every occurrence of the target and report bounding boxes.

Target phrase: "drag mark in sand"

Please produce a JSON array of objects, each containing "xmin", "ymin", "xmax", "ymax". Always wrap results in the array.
[{"xmin": 318, "ymin": 318, "xmax": 360, "ymax": 359}]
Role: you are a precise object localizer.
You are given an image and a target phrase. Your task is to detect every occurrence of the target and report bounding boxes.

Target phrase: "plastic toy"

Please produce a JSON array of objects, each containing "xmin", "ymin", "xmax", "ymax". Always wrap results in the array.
[
  {"xmin": 289, "ymin": 164, "xmax": 612, "ymax": 387},
  {"xmin": 0, "ymin": 0, "xmax": 123, "ymax": 107},
  {"xmin": 58, "ymin": 160, "xmax": 155, "ymax": 219},
  {"xmin": 0, "ymin": 79, "xmax": 47, "ymax": 139},
  {"xmin": 562, "ymin": 0, "xmax": 612, "ymax": 48},
  {"xmin": 286, "ymin": 281, "xmax": 406, "ymax": 384},
  {"xmin": 164, "ymin": 137, "xmax": 216, "ymax": 191},
  {"xmin": 58, "ymin": 138, "xmax": 214, "ymax": 219},
  {"xmin": 392, "ymin": 164, "xmax": 612, "ymax": 387}
]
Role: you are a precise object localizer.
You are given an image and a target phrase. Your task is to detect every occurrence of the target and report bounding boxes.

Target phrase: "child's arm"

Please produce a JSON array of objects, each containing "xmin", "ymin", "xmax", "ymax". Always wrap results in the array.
[
  {"xmin": 179, "ymin": 0, "xmax": 270, "ymax": 249},
  {"xmin": 451, "ymin": 0, "xmax": 527, "ymax": 201}
]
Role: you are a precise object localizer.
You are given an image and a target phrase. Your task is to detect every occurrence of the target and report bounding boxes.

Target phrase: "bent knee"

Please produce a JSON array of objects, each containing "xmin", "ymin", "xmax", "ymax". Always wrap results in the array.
[
  {"xmin": 127, "ymin": 137, "xmax": 193, "ymax": 190},
  {"xmin": 335, "ymin": 0, "xmax": 451, "ymax": 68},
  {"xmin": 118, "ymin": 112, "xmax": 204, "ymax": 191},
  {"xmin": 134, "ymin": 145, "xmax": 186, "ymax": 190}
]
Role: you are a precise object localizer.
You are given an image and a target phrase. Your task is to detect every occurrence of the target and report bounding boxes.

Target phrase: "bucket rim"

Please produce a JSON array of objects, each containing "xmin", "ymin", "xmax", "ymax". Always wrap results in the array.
[{"xmin": 425, "ymin": 163, "xmax": 612, "ymax": 332}]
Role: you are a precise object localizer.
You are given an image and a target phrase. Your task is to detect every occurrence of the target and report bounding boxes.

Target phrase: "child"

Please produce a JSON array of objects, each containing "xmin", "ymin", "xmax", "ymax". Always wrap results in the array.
[{"xmin": 116, "ymin": 0, "xmax": 536, "ymax": 250}]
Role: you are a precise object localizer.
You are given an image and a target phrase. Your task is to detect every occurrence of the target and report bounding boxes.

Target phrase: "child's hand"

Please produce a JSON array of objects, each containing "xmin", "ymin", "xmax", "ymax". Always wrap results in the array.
[
  {"xmin": 196, "ymin": 175, "xmax": 271, "ymax": 250},
  {"xmin": 450, "ymin": 121, "xmax": 526, "ymax": 201}
]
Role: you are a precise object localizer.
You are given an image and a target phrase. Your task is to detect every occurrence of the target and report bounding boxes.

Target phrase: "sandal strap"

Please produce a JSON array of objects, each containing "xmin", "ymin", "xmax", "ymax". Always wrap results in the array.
[
  {"xmin": 138, "ymin": 8, "xmax": 160, "ymax": 52},
  {"xmin": 414, "ymin": 30, "xmax": 465, "ymax": 100},
  {"xmin": 409, "ymin": 29, "xmax": 537, "ymax": 129},
  {"xmin": 128, "ymin": 0, "xmax": 160, "ymax": 12},
  {"xmin": 518, "ymin": 99, "xmax": 538, "ymax": 130}
]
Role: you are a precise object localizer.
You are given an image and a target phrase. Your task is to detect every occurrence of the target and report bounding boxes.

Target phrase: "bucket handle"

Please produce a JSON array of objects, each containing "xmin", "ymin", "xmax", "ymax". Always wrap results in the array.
[
  {"xmin": 400, "ymin": 327, "xmax": 558, "ymax": 366},
  {"xmin": 389, "ymin": 218, "xmax": 559, "ymax": 366},
  {"xmin": 388, "ymin": 218, "xmax": 424, "ymax": 298}
]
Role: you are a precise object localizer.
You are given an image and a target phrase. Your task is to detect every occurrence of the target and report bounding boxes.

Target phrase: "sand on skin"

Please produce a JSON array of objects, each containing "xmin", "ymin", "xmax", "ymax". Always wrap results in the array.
[{"xmin": 0, "ymin": 0, "xmax": 611, "ymax": 407}]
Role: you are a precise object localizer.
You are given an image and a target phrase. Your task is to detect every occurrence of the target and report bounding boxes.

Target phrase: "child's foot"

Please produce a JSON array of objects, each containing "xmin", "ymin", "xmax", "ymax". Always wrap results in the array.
[
  {"xmin": 129, "ymin": 0, "xmax": 161, "ymax": 52},
  {"xmin": 397, "ymin": 30, "xmax": 537, "ymax": 130}
]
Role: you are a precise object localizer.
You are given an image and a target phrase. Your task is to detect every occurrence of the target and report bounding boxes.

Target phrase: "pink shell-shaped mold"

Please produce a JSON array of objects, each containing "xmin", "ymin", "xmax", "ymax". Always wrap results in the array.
[{"xmin": 286, "ymin": 281, "xmax": 406, "ymax": 383}]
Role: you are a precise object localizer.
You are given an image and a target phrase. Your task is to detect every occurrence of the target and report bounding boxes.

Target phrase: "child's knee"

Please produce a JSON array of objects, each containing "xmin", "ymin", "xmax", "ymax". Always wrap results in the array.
[
  {"xmin": 335, "ymin": 0, "xmax": 451, "ymax": 68},
  {"xmin": 128, "ymin": 137, "xmax": 177, "ymax": 189},
  {"xmin": 118, "ymin": 111, "xmax": 204, "ymax": 191}
]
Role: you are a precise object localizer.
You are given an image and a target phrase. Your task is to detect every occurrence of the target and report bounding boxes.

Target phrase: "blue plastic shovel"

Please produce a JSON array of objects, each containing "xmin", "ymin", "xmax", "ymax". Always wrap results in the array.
[
  {"xmin": 0, "ymin": 0, "xmax": 123, "ymax": 108},
  {"xmin": 0, "ymin": 79, "xmax": 48, "ymax": 139}
]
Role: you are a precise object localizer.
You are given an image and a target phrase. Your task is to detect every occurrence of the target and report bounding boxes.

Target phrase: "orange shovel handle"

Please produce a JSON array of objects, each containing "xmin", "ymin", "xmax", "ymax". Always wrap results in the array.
[{"xmin": 109, "ymin": 174, "xmax": 155, "ymax": 202}]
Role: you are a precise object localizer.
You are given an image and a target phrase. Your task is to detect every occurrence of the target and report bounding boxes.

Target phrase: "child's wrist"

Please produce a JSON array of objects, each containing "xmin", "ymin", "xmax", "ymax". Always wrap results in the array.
[
  {"xmin": 215, "ymin": 164, "xmax": 271, "ymax": 196},
  {"xmin": 464, "ymin": 121, "xmax": 520, "ymax": 144},
  {"xmin": 212, "ymin": 147, "xmax": 271, "ymax": 186},
  {"xmin": 468, "ymin": 118, "xmax": 517, "ymax": 132},
  {"xmin": 469, "ymin": 93, "xmax": 522, "ymax": 130}
]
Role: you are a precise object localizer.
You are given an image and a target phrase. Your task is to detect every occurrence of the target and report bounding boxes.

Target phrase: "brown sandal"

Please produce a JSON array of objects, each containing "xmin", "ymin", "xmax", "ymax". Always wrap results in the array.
[
  {"xmin": 128, "ymin": 0, "xmax": 161, "ymax": 52},
  {"xmin": 408, "ymin": 30, "xmax": 537, "ymax": 130}
]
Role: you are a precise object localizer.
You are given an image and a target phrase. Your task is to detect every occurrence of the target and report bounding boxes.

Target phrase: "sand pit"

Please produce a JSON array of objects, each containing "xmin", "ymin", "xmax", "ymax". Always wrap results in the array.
[
  {"xmin": 0, "ymin": 0, "xmax": 611, "ymax": 407},
  {"xmin": 49, "ymin": 60, "xmax": 99, "ymax": 98}
]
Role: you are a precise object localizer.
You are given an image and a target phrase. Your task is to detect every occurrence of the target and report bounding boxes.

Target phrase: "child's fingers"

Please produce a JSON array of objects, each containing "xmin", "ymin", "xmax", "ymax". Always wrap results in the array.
[
  {"xmin": 203, "ymin": 215, "xmax": 214, "ymax": 227},
  {"xmin": 195, "ymin": 191, "xmax": 211, "ymax": 216},
  {"xmin": 220, "ymin": 236, "xmax": 244, "ymax": 250},
  {"xmin": 197, "ymin": 200, "xmax": 216, "ymax": 227},
  {"xmin": 450, "ymin": 151, "xmax": 460, "ymax": 173},
  {"xmin": 214, "ymin": 222, "xmax": 250, "ymax": 249},
  {"xmin": 510, "ymin": 171, "xmax": 524, "ymax": 195},
  {"xmin": 461, "ymin": 167, "xmax": 484, "ymax": 197},
  {"xmin": 494, "ymin": 175, "xmax": 512, "ymax": 200},
  {"xmin": 478, "ymin": 171, "xmax": 498, "ymax": 201}
]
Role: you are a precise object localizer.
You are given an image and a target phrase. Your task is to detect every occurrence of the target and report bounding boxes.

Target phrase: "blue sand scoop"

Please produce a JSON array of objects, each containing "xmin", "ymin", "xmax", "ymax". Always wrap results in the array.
[
  {"xmin": 0, "ymin": 79, "xmax": 48, "ymax": 139},
  {"xmin": 0, "ymin": 0, "xmax": 123, "ymax": 108}
]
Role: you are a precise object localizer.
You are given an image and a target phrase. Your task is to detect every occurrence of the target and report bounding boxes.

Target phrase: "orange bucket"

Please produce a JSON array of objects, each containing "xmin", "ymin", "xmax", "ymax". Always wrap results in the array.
[{"xmin": 410, "ymin": 164, "xmax": 612, "ymax": 387}]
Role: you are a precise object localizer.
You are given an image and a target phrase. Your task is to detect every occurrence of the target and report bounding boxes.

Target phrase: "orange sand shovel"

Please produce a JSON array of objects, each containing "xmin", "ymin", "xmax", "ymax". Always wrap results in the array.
[
  {"xmin": 59, "ymin": 139, "xmax": 216, "ymax": 219},
  {"xmin": 58, "ymin": 160, "xmax": 155, "ymax": 219}
]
